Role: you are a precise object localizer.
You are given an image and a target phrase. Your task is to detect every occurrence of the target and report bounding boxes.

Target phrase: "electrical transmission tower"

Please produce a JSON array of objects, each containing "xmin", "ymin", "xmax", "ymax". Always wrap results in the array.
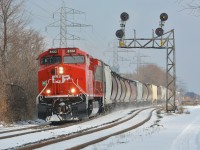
[
  {"xmin": 130, "ymin": 51, "xmax": 149, "ymax": 75},
  {"xmin": 46, "ymin": 2, "xmax": 92, "ymax": 47},
  {"xmin": 106, "ymin": 40, "xmax": 136, "ymax": 73},
  {"xmin": 111, "ymin": 40, "xmax": 120, "ymax": 73},
  {"xmin": 116, "ymin": 12, "xmax": 176, "ymax": 112}
]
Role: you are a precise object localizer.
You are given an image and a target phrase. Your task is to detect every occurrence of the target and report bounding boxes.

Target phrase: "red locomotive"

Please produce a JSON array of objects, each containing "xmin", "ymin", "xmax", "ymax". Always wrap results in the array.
[
  {"xmin": 37, "ymin": 47, "xmax": 105, "ymax": 121},
  {"xmin": 37, "ymin": 47, "xmax": 167, "ymax": 122}
]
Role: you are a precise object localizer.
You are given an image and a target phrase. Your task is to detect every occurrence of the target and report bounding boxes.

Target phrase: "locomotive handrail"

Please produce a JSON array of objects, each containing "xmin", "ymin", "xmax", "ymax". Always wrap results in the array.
[
  {"xmin": 36, "ymin": 79, "xmax": 52, "ymax": 104},
  {"xmin": 36, "ymin": 79, "xmax": 52, "ymax": 118},
  {"xmin": 70, "ymin": 78, "xmax": 87, "ymax": 96}
]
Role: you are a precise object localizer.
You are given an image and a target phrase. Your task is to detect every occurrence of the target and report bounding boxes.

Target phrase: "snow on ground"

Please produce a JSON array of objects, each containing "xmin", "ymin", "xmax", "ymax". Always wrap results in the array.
[
  {"xmin": 0, "ymin": 107, "xmax": 140, "ymax": 150},
  {"xmin": 84, "ymin": 106, "xmax": 200, "ymax": 150},
  {"xmin": 0, "ymin": 119, "xmax": 46, "ymax": 132},
  {"xmin": 1, "ymin": 106, "xmax": 200, "ymax": 150},
  {"xmin": 37, "ymin": 108, "xmax": 154, "ymax": 150}
]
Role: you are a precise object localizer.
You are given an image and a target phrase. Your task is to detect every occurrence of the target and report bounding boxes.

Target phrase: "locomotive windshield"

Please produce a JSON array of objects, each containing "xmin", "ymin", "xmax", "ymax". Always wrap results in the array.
[
  {"xmin": 40, "ymin": 56, "xmax": 62, "ymax": 65},
  {"xmin": 64, "ymin": 55, "xmax": 85, "ymax": 64}
]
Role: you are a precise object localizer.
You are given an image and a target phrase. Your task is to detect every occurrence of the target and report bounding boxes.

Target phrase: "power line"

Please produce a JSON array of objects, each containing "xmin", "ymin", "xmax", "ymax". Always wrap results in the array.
[
  {"xmin": 129, "ymin": 51, "xmax": 150, "ymax": 75},
  {"xmin": 24, "ymin": 9, "xmax": 52, "ymax": 23},
  {"xmin": 105, "ymin": 40, "xmax": 136, "ymax": 73},
  {"xmin": 27, "ymin": 0, "xmax": 53, "ymax": 15}
]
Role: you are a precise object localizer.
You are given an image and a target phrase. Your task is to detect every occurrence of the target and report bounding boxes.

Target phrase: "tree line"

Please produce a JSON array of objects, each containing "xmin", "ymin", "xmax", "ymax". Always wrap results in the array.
[{"xmin": 0, "ymin": 0, "xmax": 45, "ymax": 122}]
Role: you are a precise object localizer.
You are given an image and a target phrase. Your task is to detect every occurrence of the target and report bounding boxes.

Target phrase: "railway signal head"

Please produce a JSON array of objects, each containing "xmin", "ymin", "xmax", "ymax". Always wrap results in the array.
[
  {"xmin": 116, "ymin": 29, "xmax": 124, "ymax": 38},
  {"xmin": 160, "ymin": 13, "xmax": 168, "ymax": 21},
  {"xmin": 155, "ymin": 27, "xmax": 164, "ymax": 36},
  {"xmin": 120, "ymin": 12, "xmax": 129, "ymax": 21}
]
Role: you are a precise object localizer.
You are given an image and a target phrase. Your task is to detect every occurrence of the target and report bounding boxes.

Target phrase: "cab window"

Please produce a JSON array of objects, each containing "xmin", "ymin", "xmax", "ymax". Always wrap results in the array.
[
  {"xmin": 64, "ymin": 55, "xmax": 85, "ymax": 64},
  {"xmin": 40, "ymin": 56, "xmax": 62, "ymax": 65}
]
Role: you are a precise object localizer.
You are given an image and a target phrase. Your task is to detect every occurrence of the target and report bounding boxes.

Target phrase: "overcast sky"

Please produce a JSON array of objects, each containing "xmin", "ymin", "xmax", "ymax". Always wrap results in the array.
[{"xmin": 25, "ymin": 0, "xmax": 200, "ymax": 94}]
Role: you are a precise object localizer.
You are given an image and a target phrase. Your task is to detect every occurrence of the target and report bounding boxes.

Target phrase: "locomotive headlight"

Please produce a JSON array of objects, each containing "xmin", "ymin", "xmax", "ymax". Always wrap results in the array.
[
  {"xmin": 46, "ymin": 89, "xmax": 51, "ymax": 94},
  {"xmin": 58, "ymin": 67, "xmax": 64, "ymax": 74},
  {"xmin": 71, "ymin": 88, "xmax": 76, "ymax": 93}
]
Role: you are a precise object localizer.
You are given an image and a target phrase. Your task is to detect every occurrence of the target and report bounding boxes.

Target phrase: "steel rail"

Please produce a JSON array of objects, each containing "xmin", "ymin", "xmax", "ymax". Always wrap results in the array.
[
  {"xmin": 69, "ymin": 108, "xmax": 156, "ymax": 150},
  {"xmin": 17, "ymin": 107, "xmax": 154, "ymax": 150}
]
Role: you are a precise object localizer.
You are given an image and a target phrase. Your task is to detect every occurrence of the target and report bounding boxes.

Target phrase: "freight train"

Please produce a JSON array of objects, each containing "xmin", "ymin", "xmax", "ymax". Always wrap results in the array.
[{"xmin": 36, "ymin": 47, "xmax": 167, "ymax": 122}]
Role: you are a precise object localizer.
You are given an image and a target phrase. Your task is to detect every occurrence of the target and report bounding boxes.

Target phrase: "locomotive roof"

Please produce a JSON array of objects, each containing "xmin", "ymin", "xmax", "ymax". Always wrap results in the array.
[{"xmin": 37, "ymin": 47, "xmax": 89, "ymax": 59}]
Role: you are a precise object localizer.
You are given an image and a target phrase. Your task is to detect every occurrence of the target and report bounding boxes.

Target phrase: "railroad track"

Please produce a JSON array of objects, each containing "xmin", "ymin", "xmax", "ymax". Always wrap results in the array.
[
  {"xmin": 0, "ymin": 120, "xmax": 81, "ymax": 140},
  {"xmin": 0, "ymin": 110, "xmax": 117, "ymax": 141},
  {"xmin": 0, "ymin": 107, "xmax": 142, "ymax": 149},
  {"xmin": 0, "ymin": 122, "xmax": 50, "ymax": 135},
  {"xmin": 15, "ymin": 107, "xmax": 158, "ymax": 150},
  {"xmin": 69, "ymin": 108, "xmax": 156, "ymax": 150}
]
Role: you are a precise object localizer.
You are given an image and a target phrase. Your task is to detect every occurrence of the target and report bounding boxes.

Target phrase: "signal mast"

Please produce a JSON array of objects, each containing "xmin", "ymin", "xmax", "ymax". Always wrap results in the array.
[{"xmin": 116, "ymin": 12, "xmax": 176, "ymax": 112}]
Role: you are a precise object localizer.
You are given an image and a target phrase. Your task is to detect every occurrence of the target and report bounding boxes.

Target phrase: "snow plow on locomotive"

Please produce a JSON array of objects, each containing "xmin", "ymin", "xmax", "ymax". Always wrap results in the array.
[{"xmin": 37, "ymin": 47, "xmax": 168, "ymax": 122}]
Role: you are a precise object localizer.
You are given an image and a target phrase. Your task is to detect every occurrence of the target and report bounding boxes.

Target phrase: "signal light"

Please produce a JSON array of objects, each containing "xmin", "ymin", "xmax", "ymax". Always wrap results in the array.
[
  {"xmin": 119, "ymin": 40, "xmax": 125, "ymax": 47},
  {"xmin": 120, "ymin": 12, "xmax": 129, "ymax": 21},
  {"xmin": 116, "ymin": 29, "xmax": 124, "ymax": 38},
  {"xmin": 160, "ymin": 13, "xmax": 168, "ymax": 21},
  {"xmin": 155, "ymin": 28, "xmax": 164, "ymax": 36}
]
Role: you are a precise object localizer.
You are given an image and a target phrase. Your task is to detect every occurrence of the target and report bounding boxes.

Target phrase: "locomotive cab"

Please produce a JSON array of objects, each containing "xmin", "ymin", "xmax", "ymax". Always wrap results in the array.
[{"xmin": 37, "ymin": 48, "xmax": 102, "ymax": 121}]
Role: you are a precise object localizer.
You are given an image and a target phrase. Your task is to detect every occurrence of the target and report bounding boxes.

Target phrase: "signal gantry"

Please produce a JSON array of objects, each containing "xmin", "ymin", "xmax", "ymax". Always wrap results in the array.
[{"xmin": 115, "ymin": 12, "xmax": 176, "ymax": 112}]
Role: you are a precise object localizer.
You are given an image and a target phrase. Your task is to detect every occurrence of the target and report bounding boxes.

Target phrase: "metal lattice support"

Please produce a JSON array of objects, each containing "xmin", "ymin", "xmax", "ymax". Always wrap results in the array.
[
  {"xmin": 118, "ymin": 29, "xmax": 176, "ymax": 112},
  {"xmin": 166, "ymin": 30, "xmax": 176, "ymax": 112},
  {"xmin": 46, "ymin": 2, "xmax": 92, "ymax": 48}
]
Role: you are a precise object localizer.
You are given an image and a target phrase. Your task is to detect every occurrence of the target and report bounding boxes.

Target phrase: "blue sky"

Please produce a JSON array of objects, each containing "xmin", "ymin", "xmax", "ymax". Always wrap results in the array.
[{"xmin": 25, "ymin": 0, "xmax": 200, "ymax": 94}]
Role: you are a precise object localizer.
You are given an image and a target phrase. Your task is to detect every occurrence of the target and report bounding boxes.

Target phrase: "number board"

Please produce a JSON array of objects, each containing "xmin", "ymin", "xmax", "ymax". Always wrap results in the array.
[
  {"xmin": 49, "ymin": 49, "xmax": 58, "ymax": 54},
  {"xmin": 66, "ymin": 49, "xmax": 76, "ymax": 54}
]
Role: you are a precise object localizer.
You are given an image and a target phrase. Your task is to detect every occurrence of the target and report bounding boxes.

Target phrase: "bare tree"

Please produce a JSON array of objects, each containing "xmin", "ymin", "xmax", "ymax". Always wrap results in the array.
[
  {"xmin": 0, "ymin": 0, "xmax": 24, "ymax": 122},
  {"xmin": 0, "ymin": 0, "xmax": 45, "ymax": 122},
  {"xmin": 177, "ymin": 0, "xmax": 200, "ymax": 15},
  {"xmin": 7, "ymin": 25, "xmax": 45, "ymax": 121},
  {"xmin": 131, "ymin": 64, "xmax": 166, "ymax": 86},
  {"xmin": 0, "ymin": 0, "xmax": 24, "ymax": 71}
]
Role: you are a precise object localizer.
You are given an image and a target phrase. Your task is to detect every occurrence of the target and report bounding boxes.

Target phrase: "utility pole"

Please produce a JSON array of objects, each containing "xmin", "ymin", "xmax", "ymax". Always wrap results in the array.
[
  {"xmin": 46, "ymin": 2, "xmax": 92, "ymax": 47},
  {"xmin": 106, "ymin": 40, "xmax": 135, "ymax": 73}
]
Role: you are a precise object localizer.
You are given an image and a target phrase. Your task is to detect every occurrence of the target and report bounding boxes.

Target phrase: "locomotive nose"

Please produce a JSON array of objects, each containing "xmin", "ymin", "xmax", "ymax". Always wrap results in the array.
[{"xmin": 50, "ymin": 66, "xmax": 64, "ymax": 75}]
